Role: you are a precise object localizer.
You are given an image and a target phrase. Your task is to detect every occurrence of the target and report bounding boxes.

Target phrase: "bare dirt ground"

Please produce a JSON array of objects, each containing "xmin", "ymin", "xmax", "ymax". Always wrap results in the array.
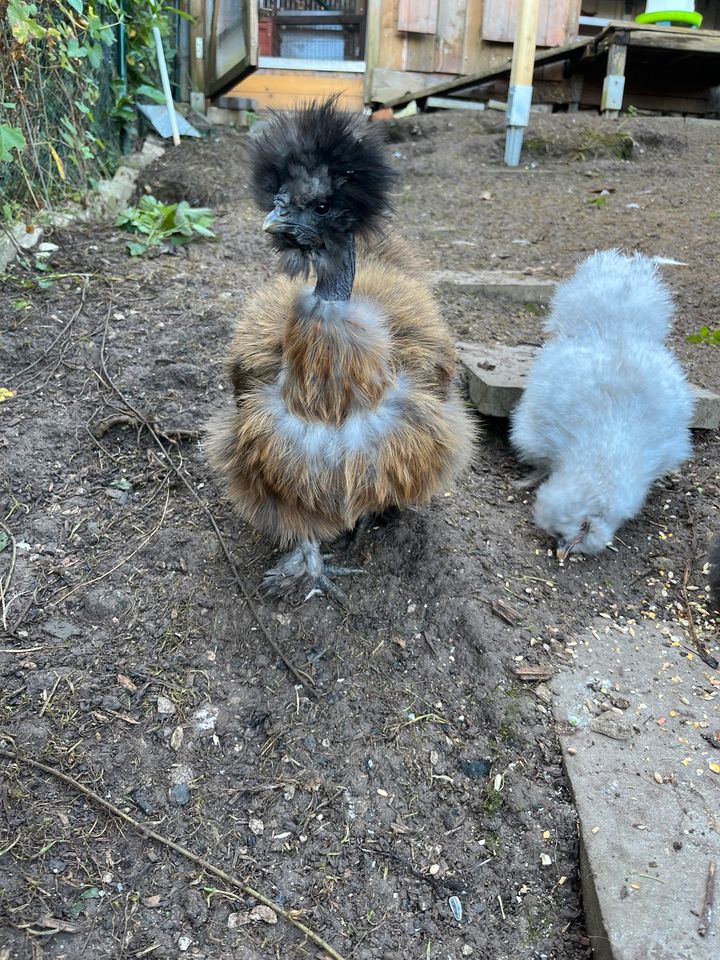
[{"xmin": 1, "ymin": 110, "xmax": 718, "ymax": 960}]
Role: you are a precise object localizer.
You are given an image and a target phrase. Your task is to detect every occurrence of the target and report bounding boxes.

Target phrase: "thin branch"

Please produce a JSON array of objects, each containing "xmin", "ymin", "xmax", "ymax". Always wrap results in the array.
[
  {"xmin": 97, "ymin": 308, "xmax": 316, "ymax": 695},
  {"xmin": 9, "ymin": 279, "xmax": 88, "ymax": 383},
  {"xmin": 0, "ymin": 747, "xmax": 346, "ymax": 960},
  {"xmin": 54, "ymin": 484, "xmax": 170, "ymax": 605},
  {"xmin": 0, "ymin": 521, "xmax": 18, "ymax": 632}
]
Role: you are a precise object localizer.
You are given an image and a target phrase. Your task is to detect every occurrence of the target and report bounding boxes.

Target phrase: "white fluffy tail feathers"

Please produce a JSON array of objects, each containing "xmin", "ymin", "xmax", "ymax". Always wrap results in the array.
[{"xmin": 544, "ymin": 249, "xmax": 674, "ymax": 343}]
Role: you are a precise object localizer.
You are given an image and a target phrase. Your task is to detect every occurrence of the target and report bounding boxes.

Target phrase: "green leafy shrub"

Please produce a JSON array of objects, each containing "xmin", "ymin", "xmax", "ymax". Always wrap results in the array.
[{"xmin": 116, "ymin": 196, "xmax": 217, "ymax": 256}]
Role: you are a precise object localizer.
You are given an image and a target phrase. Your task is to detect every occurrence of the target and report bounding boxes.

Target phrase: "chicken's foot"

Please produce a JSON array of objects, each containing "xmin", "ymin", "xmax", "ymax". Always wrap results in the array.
[{"xmin": 262, "ymin": 539, "xmax": 364, "ymax": 606}]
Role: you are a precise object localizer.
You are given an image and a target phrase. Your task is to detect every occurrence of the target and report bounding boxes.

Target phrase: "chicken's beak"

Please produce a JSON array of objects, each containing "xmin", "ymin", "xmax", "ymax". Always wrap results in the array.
[
  {"xmin": 556, "ymin": 539, "xmax": 575, "ymax": 563},
  {"xmin": 262, "ymin": 208, "xmax": 290, "ymax": 235}
]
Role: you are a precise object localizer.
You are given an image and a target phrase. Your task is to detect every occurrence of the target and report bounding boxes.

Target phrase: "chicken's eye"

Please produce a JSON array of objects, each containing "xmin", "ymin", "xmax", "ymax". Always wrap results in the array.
[{"xmin": 314, "ymin": 201, "xmax": 330, "ymax": 215}]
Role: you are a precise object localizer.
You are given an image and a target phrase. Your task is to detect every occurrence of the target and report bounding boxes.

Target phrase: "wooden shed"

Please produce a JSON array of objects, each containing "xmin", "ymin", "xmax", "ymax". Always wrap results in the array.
[{"xmin": 187, "ymin": 2, "xmax": 720, "ymax": 116}]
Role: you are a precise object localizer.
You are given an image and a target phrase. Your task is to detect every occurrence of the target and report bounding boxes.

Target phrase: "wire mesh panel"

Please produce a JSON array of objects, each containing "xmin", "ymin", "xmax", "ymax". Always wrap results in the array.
[{"xmin": 263, "ymin": 1, "xmax": 366, "ymax": 61}]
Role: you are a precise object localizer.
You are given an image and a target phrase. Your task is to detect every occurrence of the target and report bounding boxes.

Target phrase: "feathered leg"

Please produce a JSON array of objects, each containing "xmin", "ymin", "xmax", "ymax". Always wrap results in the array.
[
  {"xmin": 261, "ymin": 539, "xmax": 365, "ymax": 606},
  {"xmin": 512, "ymin": 464, "xmax": 551, "ymax": 490}
]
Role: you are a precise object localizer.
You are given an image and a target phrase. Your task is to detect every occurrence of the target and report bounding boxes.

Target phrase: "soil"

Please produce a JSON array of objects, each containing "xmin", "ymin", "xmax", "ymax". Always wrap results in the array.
[{"xmin": 1, "ymin": 109, "xmax": 718, "ymax": 960}]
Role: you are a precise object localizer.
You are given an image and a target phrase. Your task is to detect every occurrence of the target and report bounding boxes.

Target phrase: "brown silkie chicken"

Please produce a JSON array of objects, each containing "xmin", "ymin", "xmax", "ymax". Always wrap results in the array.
[{"xmin": 207, "ymin": 97, "xmax": 474, "ymax": 602}]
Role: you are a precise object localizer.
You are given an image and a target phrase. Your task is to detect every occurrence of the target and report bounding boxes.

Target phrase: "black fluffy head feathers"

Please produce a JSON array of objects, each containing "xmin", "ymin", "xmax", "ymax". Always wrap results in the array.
[{"xmin": 247, "ymin": 96, "xmax": 395, "ymax": 272}]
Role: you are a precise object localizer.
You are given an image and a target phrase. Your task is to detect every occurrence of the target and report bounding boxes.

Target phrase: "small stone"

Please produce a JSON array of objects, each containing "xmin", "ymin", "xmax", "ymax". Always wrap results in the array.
[
  {"xmin": 131, "ymin": 789, "xmax": 156, "ymax": 816},
  {"xmin": 567, "ymin": 747, "xmax": 577, "ymax": 755},
  {"xmin": 48, "ymin": 858, "xmax": 67, "ymax": 875},
  {"xmin": 653, "ymin": 771, "xmax": 663, "ymax": 784},
  {"xmin": 377, "ymin": 788, "xmax": 389, "ymax": 797},
  {"xmin": 428, "ymin": 863, "xmax": 440, "ymax": 876},
  {"xmin": 178, "ymin": 936, "xmax": 192, "ymax": 952},
  {"xmin": 591, "ymin": 826, "xmax": 600, "ymax": 834},
  {"xmin": 462, "ymin": 947, "xmax": 474, "ymax": 957},
  {"xmin": 448, "ymin": 895, "xmax": 462, "ymax": 921},
  {"xmin": 460, "ymin": 758, "xmax": 492, "ymax": 779},
  {"xmin": 228, "ymin": 912, "xmax": 250, "ymax": 928},
  {"xmin": 249, "ymin": 904, "xmax": 277, "ymax": 924},
  {"xmin": 190, "ymin": 704, "xmax": 219, "ymax": 736},
  {"xmin": 249, "ymin": 818, "xmax": 264, "ymax": 836},
  {"xmin": 169, "ymin": 783, "xmax": 190, "ymax": 806},
  {"xmin": 541, "ymin": 853, "xmax": 552, "ymax": 866},
  {"xmin": 157, "ymin": 695, "xmax": 176, "ymax": 715}
]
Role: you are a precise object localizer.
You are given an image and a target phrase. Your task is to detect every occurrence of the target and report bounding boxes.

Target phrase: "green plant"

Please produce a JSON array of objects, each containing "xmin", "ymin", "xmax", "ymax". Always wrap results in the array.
[
  {"xmin": 1, "ymin": 1, "xmax": 187, "ymax": 217},
  {"xmin": 688, "ymin": 326, "xmax": 720, "ymax": 345},
  {"xmin": 116, "ymin": 196, "xmax": 217, "ymax": 256}
]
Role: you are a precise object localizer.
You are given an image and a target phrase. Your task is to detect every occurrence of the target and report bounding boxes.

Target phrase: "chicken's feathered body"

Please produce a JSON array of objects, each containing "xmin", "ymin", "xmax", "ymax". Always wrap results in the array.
[
  {"xmin": 209, "ymin": 252, "xmax": 469, "ymax": 548},
  {"xmin": 511, "ymin": 250, "xmax": 694, "ymax": 559},
  {"xmin": 207, "ymin": 99, "xmax": 473, "ymax": 600}
]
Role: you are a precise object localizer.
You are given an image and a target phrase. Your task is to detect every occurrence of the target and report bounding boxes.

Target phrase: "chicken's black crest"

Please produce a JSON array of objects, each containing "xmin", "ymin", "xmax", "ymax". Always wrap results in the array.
[{"xmin": 247, "ymin": 95, "xmax": 396, "ymax": 239}]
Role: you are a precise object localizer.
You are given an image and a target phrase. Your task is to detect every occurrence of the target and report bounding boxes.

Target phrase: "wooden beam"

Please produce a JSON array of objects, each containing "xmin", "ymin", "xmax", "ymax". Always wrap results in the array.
[
  {"xmin": 375, "ymin": 37, "xmax": 592, "ymax": 107},
  {"xmin": 364, "ymin": 0, "xmax": 382, "ymax": 104},
  {"xmin": 601, "ymin": 37, "xmax": 628, "ymax": 118}
]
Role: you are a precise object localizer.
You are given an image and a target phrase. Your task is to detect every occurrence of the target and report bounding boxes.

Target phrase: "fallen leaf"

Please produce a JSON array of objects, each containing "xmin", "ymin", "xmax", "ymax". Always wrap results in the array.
[
  {"xmin": 0, "ymin": 388, "xmax": 15, "ymax": 403},
  {"xmin": 117, "ymin": 673, "xmax": 137, "ymax": 692},
  {"xmin": 142, "ymin": 895, "xmax": 161, "ymax": 908}
]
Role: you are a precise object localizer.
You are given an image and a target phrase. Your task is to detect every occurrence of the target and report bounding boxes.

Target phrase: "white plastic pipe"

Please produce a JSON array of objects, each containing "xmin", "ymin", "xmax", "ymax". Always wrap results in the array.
[
  {"xmin": 504, "ymin": 0, "xmax": 540, "ymax": 166},
  {"xmin": 153, "ymin": 24, "xmax": 181, "ymax": 146}
]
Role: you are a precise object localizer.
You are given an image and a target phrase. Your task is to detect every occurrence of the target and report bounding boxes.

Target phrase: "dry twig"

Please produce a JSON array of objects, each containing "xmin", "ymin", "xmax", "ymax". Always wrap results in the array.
[
  {"xmin": 9, "ymin": 279, "xmax": 88, "ymax": 385},
  {"xmin": 699, "ymin": 860, "xmax": 716, "ymax": 938},
  {"xmin": 97, "ymin": 308, "xmax": 316, "ymax": 694},
  {"xmin": 54, "ymin": 484, "xmax": 170, "ymax": 605},
  {"xmin": 0, "ymin": 747, "xmax": 346, "ymax": 960},
  {"xmin": 0, "ymin": 521, "xmax": 18, "ymax": 632}
]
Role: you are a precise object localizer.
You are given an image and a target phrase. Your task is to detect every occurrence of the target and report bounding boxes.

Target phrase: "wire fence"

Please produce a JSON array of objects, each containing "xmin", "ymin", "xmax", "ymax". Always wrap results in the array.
[{"xmin": 0, "ymin": 11, "xmax": 121, "ymax": 218}]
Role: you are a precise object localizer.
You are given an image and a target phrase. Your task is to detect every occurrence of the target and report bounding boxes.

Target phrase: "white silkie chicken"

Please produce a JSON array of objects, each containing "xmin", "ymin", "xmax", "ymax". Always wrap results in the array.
[{"xmin": 511, "ymin": 249, "xmax": 694, "ymax": 561}]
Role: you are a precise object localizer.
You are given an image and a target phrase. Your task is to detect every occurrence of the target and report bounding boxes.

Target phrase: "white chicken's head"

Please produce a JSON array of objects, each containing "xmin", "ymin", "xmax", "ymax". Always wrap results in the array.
[{"xmin": 533, "ymin": 473, "xmax": 618, "ymax": 561}]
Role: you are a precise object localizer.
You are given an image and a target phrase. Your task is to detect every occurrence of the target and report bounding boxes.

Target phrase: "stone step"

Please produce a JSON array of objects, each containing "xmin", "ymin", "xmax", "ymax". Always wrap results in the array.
[
  {"xmin": 458, "ymin": 341, "xmax": 720, "ymax": 430},
  {"xmin": 431, "ymin": 269, "xmax": 557, "ymax": 304},
  {"xmin": 551, "ymin": 619, "xmax": 720, "ymax": 960}
]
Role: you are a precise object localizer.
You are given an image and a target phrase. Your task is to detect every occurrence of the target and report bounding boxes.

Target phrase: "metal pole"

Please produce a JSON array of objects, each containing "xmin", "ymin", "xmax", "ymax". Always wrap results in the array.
[
  {"xmin": 504, "ymin": 0, "xmax": 540, "ymax": 167},
  {"xmin": 153, "ymin": 24, "xmax": 181, "ymax": 146}
]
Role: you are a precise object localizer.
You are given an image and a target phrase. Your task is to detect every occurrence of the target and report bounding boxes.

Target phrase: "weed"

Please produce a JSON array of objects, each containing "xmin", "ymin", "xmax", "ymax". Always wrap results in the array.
[
  {"xmin": 116, "ymin": 196, "xmax": 217, "ymax": 256},
  {"xmin": 688, "ymin": 325, "xmax": 720, "ymax": 345}
]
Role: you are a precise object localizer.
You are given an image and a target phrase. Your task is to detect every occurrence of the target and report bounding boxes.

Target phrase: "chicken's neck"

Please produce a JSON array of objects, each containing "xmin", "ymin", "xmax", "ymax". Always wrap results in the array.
[{"xmin": 314, "ymin": 235, "xmax": 355, "ymax": 302}]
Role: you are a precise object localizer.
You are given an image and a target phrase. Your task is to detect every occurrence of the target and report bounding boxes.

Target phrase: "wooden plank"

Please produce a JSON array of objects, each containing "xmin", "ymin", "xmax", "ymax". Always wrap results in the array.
[
  {"xmin": 397, "ymin": 0, "xmax": 438, "ymax": 35},
  {"xmin": 462, "ymin": 0, "xmax": 485, "ymax": 74},
  {"xmin": 483, "ymin": 0, "xmax": 578, "ymax": 48},
  {"xmin": 371, "ymin": 67, "xmax": 451, "ymax": 101},
  {"xmin": 628, "ymin": 29, "xmax": 720, "ymax": 55},
  {"xmin": 364, "ymin": 0, "xmax": 383, "ymax": 102},
  {"xmin": 258, "ymin": 57, "xmax": 366, "ymax": 73},
  {"xmin": 378, "ymin": 0, "xmax": 406, "ymax": 71},
  {"xmin": 404, "ymin": 30, "xmax": 438, "ymax": 73},
  {"xmin": 227, "ymin": 69, "xmax": 364, "ymax": 111},
  {"xmin": 435, "ymin": 0, "xmax": 468, "ymax": 75},
  {"xmin": 377, "ymin": 36, "xmax": 592, "ymax": 105}
]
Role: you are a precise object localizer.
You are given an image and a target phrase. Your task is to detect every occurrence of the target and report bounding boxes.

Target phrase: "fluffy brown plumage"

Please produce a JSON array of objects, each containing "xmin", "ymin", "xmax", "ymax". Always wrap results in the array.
[{"xmin": 207, "ymin": 99, "xmax": 474, "ymax": 601}]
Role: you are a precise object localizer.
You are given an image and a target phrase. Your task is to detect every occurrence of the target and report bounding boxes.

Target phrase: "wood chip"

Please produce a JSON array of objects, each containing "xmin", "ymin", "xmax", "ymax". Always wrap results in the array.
[
  {"xmin": 512, "ymin": 664, "xmax": 554, "ymax": 681},
  {"xmin": 491, "ymin": 600, "xmax": 522, "ymax": 626}
]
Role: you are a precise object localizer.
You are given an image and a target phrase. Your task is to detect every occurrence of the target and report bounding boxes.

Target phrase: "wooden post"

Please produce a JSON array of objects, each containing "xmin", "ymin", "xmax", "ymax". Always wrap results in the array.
[
  {"xmin": 601, "ymin": 37, "xmax": 628, "ymax": 118},
  {"xmin": 504, "ymin": 0, "xmax": 540, "ymax": 166},
  {"xmin": 363, "ymin": 0, "xmax": 382, "ymax": 106},
  {"xmin": 188, "ymin": 0, "xmax": 207, "ymax": 111}
]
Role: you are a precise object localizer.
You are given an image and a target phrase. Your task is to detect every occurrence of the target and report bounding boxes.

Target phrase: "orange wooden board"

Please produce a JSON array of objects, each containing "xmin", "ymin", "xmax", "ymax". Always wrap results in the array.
[{"xmin": 227, "ymin": 69, "xmax": 364, "ymax": 111}]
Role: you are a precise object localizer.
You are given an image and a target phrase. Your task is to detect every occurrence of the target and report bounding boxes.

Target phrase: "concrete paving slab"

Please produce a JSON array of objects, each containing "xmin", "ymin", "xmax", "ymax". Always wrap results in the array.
[
  {"xmin": 458, "ymin": 341, "xmax": 720, "ymax": 430},
  {"xmin": 551, "ymin": 619, "xmax": 720, "ymax": 960},
  {"xmin": 431, "ymin": 269, "xmax": 557, "ymax": 303}
]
